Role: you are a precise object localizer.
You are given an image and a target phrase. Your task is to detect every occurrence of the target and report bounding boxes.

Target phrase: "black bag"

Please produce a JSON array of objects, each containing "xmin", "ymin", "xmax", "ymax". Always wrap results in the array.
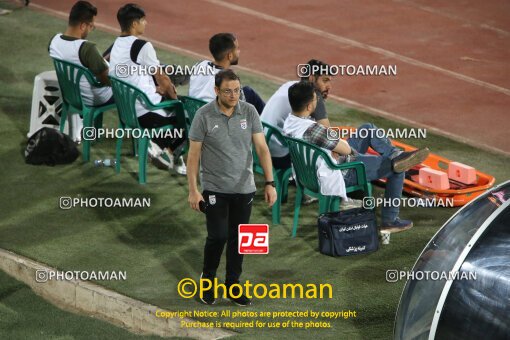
[
  {"xmin": 318, "ymin": 208, "xmax": 379, "ymax": 256},
  {"xmin": 25, "ymin": 127, "xmax": 79, "ymax": 166}
]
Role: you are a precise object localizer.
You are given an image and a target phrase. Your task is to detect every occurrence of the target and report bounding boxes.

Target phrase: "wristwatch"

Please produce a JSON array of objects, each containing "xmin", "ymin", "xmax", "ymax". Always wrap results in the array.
[{"xmin": 265, "ymin": 181, "xmax": 276, "ymax": 187}]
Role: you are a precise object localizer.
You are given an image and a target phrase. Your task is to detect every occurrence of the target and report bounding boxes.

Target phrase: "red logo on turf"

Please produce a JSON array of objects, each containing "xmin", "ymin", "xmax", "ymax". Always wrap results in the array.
[{"xmin": 238, "ymin": 224, "xmax": 269, "ymax": 254}]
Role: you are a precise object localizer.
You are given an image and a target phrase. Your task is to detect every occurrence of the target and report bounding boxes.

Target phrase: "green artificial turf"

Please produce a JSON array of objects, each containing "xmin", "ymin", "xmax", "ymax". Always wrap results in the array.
[
  {"xmin": 0, "ymin": 6, "xmax": 509, "ymax": 340},
  {"xmin": 0, "ymin": 270, "xmax": 164, "ymax": 340}
]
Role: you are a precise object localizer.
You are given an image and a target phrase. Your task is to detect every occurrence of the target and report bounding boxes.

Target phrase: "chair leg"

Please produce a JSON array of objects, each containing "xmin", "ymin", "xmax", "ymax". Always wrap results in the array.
[
  {"xmin": 82, "ymin": 138, "xmax": 91, "ymax": 162},
  {"xmin": 115, "ymin": 122, "xmax": 124, "ymax": 173},
  {"xmin": 277, "ymin": 168, "xmax": 292, "ymax": 204},
  {"xmin": 59, "ymin": 104, "xmax": 68, "ymax": 133},
  {"xmin": 272, "ymin": 176, "xmax": 282, "ymax": 225},
  {"xmin": 319, "ymin": 197, "xmax": 329, "ymax": 214},
  {"xmin": 115, "ymin": 136, "xmax": 123, "ymax": 174},
  {"xmin": 292, "ymin": 185, "xmax": 303, "ymax": 237},
  {"xmin": 81, "ymin": 110, "xmax": 94, "ymax": 162},
  {"xmin": 329, "ymin": 197, "xmax": 340, "ymax": 212},
  {"xmin": 132, "ymin": 137, "xmax": 138, "ymax": 156},
  {"xmin": 138, "ymin": 137, "xmax": 149, "ymax": 184},
  {"xmin": 94, "ymin": 113, "xmax": 103, "ymax": 130},
  {"xmin": 280, "ymin": 169, "xmax": 292, "ymax": 203}
]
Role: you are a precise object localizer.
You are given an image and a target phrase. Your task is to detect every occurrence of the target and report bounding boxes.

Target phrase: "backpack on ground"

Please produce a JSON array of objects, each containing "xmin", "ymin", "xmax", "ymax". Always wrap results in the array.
[{"xmin": 25, "ymin": 127, "xmax": 79, "ymax": 165}]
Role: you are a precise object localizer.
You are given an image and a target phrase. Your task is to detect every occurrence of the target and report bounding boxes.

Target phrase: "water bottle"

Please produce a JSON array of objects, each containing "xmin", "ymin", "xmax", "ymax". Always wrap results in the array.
[{"xmin": 94, "ymin": 159, "xmax": 116, "ymax": 167}]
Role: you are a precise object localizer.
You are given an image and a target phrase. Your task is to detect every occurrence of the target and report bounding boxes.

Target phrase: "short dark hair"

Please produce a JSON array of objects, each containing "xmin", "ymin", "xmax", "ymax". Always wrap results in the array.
[
  {"xmin": 68, "ymin": 1, "xmax": 97, "ymax": 26},
  {"xmin": 215, "ymin": 69, "xmax": 240, "ymax": 88},
  {"xmin": 209, "ymin": 33, "xmax": 237, "ymax": 61},
  {"xmin": 117, "ymin": 3, "xmax": 145, "ymax": 32},
  {"xmin": 288, "ymin": 81, "xmax": 316, "ymax": 112},
  {"xmin": 300, "ymin": 59, "xmax": 331, "ymax": 81}
]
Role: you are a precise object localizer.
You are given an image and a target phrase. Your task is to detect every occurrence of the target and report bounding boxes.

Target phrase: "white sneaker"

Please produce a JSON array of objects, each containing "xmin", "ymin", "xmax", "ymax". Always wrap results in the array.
[
  {"xmin": 148, "ymin": 141, "xmax": 171, "ymax": 170},
  {"xmin": 162, "ymin": 149, "xmax": 175, "ymax": 169},
  {"xmin": 302, "ymin": 194, "xmax": 318, "ymax": 205},
  {"xmin": 174, "ymin": 155, "xmax": 187, "ymax": 175},
  {"xmin": 340, "ymin": 197, "xmax": 363, "ymax": 210},
  {"xmin": 148, "ymin": 141, "xmax": 162, "ymax": 158}
]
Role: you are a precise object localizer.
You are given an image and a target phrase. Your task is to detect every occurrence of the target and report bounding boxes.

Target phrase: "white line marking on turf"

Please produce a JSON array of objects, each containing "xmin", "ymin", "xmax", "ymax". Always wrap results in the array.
[
  {"xmin": 393, "ymin": 0, "xmax": 510, "ymax": 37},
  {"xmin": 202, "ymin": 0, "xmax": 510, "ymax": 97}
]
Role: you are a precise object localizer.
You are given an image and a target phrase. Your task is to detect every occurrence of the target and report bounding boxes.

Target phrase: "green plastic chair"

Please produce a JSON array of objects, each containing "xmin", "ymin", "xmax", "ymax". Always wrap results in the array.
[
  {"xmin": 253, "ymin": 122, "xmax": 293, "ymax": 225},
  {"xmin": 285, "ymin": 136, "xmax": 372, "ymax": 237},
  {"xmin": 178, "ymin": 95, "xmax": 207, "ymax": 152},
  {"xmin": 109, "ymin": 76, "xmax": 186, "ymax": 184},
  {"xmin": 178, "ymin": 95, "xmax": 207, "ymax": 129},
  {"xmin": 52, "ymin": 58, "xmax": 116, "ymax": 161}
]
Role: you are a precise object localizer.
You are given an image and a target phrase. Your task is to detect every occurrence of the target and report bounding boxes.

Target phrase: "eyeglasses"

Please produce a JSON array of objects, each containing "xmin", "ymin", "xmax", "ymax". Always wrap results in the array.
[{"xmin": 220, "ymin": 88, "xmax": 241, "ymax": 96}]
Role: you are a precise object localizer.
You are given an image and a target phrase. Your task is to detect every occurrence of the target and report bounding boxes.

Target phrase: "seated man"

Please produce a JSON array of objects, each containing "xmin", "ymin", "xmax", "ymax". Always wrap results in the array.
[
  {"xmin": 108, "ymin": 3, "xmax": 186, "ymax": 175},
  {"xmin": 48, "ymin": 1, "xmax": 113, "ymax": 140},
  {"xmin": 260, "ymin": 59, "xmax": 331, "ymax": 170},
  {"xmin": 189, "ymin": 33, "xmax": 265, "ymax": 114},
  {"xmin": 283, "ymin": 81, "xmax": 429, "ymax": 232}
]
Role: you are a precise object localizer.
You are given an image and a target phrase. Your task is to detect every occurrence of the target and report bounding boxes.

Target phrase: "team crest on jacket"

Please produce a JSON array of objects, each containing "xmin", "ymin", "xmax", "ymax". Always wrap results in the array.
[{"xmin": 240, "ymin": 119, "xmax": 247, "ymax": 130}]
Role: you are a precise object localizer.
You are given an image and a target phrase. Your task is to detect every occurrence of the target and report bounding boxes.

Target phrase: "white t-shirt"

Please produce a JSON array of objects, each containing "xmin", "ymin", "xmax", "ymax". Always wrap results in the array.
[
  {"xmin": 49, "ymin": 34, "xmax": 112, "ymax": 107},
  {"xmin": 283, "ymin": 114, "xmax": 347, "ymax": 199},
  {"xmin": 109, "ymin": 35, "xmax": 167, "ymax": 117},
  {"xmin": 188, "ymin": 60, "xmax": 221, "ymax": 102},
  {"xmin": 260, "ymin": 81, "xmax": 296, "ymax": 157},
  {"xmin": 261, "ymin": 81, "xmax": 329, "ymax": 158}
]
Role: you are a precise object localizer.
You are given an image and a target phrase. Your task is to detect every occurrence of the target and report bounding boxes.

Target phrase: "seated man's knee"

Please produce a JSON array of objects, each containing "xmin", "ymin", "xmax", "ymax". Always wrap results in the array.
[{"xmin": 358, "ymin": 123, "xmax": 377, "ymax": 130}]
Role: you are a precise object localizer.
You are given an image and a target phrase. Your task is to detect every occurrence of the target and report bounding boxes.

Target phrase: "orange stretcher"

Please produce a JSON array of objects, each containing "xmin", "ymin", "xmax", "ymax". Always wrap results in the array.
[{"xmin": 337, "ymin": 126, "xmax": 496, "ymax": 207}]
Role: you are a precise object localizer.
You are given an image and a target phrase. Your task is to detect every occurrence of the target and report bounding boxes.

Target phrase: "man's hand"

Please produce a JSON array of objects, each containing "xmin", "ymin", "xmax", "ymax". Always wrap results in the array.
[
  {"xmin": 316, "ymin": 118, "xmax": 330, "ymax": 127},
  {"xmin": 95, "ymin": 68, "xmax": 110, "ymax": 86},
  {"xmin": 188, "ymin": 190, "xmax": 204, "ymax": 212},
  {"xmin": 265, "ymin": 185, "xmax": 277, "ymax": 207},
  {"xmin": 187, "ymin": 140, "xmax": 203, "ymax": 212},
  {"xmin": 154, "ymin": 70, "xmax": 178, "ymax": 100},
  {"xmin": 331, "ymin": 151, "xmax": 340, "ymax": 161},
  {"xmin": 156, "ymin": 83, "xmax": 177, "ymax": 99}
]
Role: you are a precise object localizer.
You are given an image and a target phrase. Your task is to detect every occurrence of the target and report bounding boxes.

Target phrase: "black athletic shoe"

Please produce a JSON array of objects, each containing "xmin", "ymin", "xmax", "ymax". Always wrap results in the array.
[
  {"xmin": 227, "ymin": 284, "xmax": 252, "ymax": 307},
  {"xmin": 392, "ymin": 148, "xmax": 430, "ymax": 173},
  {"xmin": 199, "ymin": 273, "xmax": 216, "ymax": 305}
]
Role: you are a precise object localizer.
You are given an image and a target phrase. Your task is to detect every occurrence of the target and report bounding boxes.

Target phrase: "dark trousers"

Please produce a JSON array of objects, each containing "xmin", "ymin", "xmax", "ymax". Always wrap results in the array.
[
  {"xmin": 137, "ymin": 112, "xmax": 185, "ymax": 151},
  {"xmin": 272, "ymin": 154, "xmax": 291, "ymax": 170},
  {"xmin": 347, "ymin": 123, "xmax": 404, "ymax": 223},
  {"xmin": 242, "ymin": 86, "xmax": 265, "ymax": 114},
  {"xmin": 202, "ymin": 190, "xmax": 255, "ymax": 285}
]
